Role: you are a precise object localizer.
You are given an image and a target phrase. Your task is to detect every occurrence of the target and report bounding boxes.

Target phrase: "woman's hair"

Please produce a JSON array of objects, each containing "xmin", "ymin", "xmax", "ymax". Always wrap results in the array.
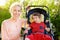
[{"xmin": 9, "ymin": 2, "xmax": 22, "ymax": 16}]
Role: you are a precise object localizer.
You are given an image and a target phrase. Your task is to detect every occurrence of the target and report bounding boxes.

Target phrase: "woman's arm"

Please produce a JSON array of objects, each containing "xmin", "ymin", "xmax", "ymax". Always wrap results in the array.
[
  {"xmin": 21, "ymin": 19, "xmax": 27, "ymax": 27},
  {"xmin": 1, "ymin": 21, "xmax": 10, "ymax": 40}
]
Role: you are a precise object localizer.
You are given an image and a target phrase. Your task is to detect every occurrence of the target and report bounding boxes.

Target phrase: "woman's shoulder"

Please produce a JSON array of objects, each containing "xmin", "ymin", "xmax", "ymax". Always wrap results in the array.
[
  {"xmin": 2, "ymin": 19, "xmax": 10, "ymax": 24},
  {"xmin": 20, "ymin": 18, "xmax": 27, "ymax": 22}
]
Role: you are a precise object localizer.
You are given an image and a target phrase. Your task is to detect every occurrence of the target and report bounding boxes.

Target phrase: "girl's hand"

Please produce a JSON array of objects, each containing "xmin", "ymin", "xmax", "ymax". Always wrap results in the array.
[{"xmin": 45, "ymin": 28, "xmax": 50, "ymax": 32}]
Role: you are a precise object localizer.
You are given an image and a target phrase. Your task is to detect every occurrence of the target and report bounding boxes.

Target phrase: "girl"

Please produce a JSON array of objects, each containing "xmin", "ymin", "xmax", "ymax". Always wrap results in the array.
[{"xmin": 25, "ymin": 12, "xmax": 52, "ymax": 40}]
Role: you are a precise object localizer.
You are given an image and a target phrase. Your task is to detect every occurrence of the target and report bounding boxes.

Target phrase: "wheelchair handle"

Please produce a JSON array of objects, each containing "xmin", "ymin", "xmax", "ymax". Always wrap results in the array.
[{"xmin": 26, "ymin": 5, "xmax": 49, "ymax": 14}]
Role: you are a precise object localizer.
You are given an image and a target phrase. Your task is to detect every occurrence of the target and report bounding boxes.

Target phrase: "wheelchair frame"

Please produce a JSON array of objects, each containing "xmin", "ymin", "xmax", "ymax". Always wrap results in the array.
[{"xmin": 23, "ymin": 5, "xmax": 54, "ymax": 40}]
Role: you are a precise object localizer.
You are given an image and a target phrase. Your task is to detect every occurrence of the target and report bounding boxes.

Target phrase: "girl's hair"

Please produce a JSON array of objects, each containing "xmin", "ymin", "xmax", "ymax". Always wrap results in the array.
[
  {"xmin": 32, "ymin": 12, "xmax": 41, "ymax": 18},
  {"xmin": 9, "ymin": 2, "xmax": 22, "ymax": 16},
  {"xmin": 31, "ymin": 12, "xmax": 44, "ymax": 22}
]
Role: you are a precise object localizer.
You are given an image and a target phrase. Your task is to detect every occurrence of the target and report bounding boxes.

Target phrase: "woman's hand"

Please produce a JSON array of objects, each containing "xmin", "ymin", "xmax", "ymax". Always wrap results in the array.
[
  {"xmin": 24, "ymin": 27, "xmax": 31, "ymax": 34},
  {"xmin": 24, "ymin": 30, "xmax": 28, "ymax": 34}
]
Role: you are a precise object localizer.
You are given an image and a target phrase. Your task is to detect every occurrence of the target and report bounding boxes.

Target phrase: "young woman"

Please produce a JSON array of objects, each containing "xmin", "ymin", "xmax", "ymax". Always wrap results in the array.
[{"xmin": 1, "ymin": 2, "xmax": 26, "ymax": 40}]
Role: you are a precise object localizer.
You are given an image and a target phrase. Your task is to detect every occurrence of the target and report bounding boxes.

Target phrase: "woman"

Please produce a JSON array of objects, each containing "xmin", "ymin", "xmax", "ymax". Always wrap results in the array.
[{"xmin": 1, "ymin": 2, "xmax": 26, "ymax": 40}]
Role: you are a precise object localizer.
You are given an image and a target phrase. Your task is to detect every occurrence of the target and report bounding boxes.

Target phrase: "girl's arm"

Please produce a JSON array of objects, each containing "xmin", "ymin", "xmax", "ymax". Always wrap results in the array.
[{"xmin": 43, "ymin": 22, "xmax": 50, "ymax": 32}]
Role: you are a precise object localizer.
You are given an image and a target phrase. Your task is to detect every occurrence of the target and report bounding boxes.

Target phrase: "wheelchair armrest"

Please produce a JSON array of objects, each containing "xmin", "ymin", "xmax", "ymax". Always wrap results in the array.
[
  {"xmin": 28, "ymin": 29, "xmax": 32, "ymax": 35},
  {"xmin": 22, "ymin": 27, "xmax": 26, "ymax": 31}
]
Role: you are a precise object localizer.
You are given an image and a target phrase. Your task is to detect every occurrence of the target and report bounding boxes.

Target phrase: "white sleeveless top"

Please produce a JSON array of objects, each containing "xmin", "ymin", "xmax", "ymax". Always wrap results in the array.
[{"xmin": 1, "ymin": 19, "xmax": 22, "ymax": 40}]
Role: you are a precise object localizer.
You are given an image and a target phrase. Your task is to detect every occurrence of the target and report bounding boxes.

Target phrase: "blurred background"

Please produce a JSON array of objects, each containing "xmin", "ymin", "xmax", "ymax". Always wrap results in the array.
[{"xmin": 0, "ymin": 0, "xmax": 60, "ymax": 40}]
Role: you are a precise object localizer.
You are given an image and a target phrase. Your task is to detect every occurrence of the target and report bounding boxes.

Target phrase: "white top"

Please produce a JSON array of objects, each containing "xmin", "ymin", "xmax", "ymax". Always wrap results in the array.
[{"xmin": 1, "ymin": 19, "xmax": 23, "ymax": 40}]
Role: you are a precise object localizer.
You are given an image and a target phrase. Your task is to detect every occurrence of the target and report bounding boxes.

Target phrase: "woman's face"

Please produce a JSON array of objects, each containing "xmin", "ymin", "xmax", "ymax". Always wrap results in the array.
[{"xmin": 11, "ymin": 5, "xmax": 22, "ymax": 18}]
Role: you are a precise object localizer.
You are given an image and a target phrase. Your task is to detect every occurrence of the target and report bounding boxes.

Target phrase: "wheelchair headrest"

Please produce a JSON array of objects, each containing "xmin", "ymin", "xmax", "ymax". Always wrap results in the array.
[
  {"xmin": 26, "ymin": 8, "xmax": 49, "ymax": 24},
  {"xmin": 27, "ymin": 8, "xmax": 48, "ymax": 18}
]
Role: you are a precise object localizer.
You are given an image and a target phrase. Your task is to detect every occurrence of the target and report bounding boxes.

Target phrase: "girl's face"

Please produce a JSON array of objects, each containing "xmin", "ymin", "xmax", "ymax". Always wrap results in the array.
[
  {"xmin": 11, "ymin": 5, "xmax": 22, "ymax": 18},
  {"xmin": 33, "ymin": 16, "xmax": 40, "ymax": 22}
]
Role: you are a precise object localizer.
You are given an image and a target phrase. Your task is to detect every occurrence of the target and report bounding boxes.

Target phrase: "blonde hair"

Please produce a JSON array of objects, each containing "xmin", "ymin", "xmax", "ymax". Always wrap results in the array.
[
  {"xmin": 40, "ymin": 14, "xmax": 44, "ymax": 22},
  {"xmin": 30, "ymin": 14, "xmax": 44, "ymax": 23},
  {"xmin": 9, "ymin": 2, "xmax": 22, "ymax": 16}
]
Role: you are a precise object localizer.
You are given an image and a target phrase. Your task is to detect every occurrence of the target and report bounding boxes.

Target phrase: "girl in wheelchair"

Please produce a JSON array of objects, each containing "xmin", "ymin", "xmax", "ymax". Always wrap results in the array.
[{"xmin": 25, "ymin": 12, "xmax": 52, "ymax": 40}]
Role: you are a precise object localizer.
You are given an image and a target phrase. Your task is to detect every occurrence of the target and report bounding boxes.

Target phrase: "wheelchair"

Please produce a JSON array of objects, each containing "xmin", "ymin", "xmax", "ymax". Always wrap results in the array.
[{"xmin": 23, "ymin": 5, "xmax": 54, "ymax": 40}]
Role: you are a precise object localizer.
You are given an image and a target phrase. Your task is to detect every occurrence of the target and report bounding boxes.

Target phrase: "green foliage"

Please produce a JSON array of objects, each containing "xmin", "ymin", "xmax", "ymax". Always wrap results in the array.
[
  {"xmin": 0, "ymin": 0, "xmax": 60, "ymax": 37},
  {"xmin": 0, "ymin": 7, "xmax": 11, "ymax": 27}
]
